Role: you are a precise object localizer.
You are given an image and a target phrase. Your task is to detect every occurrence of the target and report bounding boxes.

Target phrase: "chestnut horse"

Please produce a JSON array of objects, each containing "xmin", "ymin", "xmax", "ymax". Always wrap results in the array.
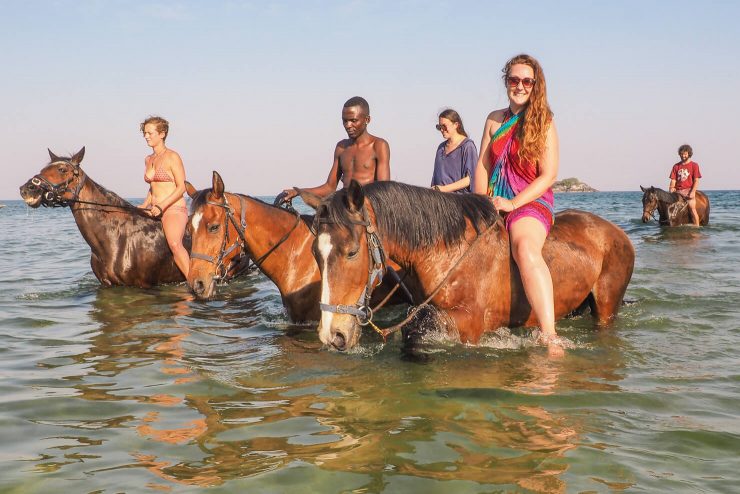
[
  {"xmin": 187, "ymin": 171, "xmax": 417, "ymax": 323},
  {"xmin": 640, "ymin": 185, "xmax": 710, "ymax": 226},
  {"xmin": 19, "ymin": 147, "xmax": 186, "ymax": 287},
  {"xmin": 313, "ymin": 181, "xmax": 635, "ymax": 351}
]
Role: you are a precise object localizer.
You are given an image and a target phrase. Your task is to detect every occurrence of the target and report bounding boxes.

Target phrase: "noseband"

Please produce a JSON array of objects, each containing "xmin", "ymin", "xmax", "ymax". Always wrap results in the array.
[
  {"xmin": 318, "ymin": 205, "xmax": 386, "ymax": 327},
  {"xmin": 31, "ymin": 161, "xmax": 87, "ymax": 207},
  {"xmin": 190, "ymin": 194, "xmax": 302, "ymax": 282}
]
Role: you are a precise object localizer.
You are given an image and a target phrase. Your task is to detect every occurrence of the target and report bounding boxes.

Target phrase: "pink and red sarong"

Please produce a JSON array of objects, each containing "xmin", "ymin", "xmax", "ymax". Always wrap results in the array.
[{"xmin": 487, "ymin": 110, "xmax": 554, "ymax": 234}]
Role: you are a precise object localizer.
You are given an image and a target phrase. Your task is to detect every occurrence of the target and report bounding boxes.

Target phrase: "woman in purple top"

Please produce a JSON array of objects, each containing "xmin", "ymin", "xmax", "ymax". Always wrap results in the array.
[{"xmin": 431, "ymin": 109, "xmax": 478, "ymax": 193}]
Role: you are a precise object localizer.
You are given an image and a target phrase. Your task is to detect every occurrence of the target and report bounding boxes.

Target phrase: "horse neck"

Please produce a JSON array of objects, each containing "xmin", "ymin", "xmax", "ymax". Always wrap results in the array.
[
  {"xmin": 69, "ymin": 176, "xmax": 135, "ymax": 248},
  {"xmin": 236, "ymin": 194, "xmax": 315, "ymax": 280},
  {"xmin": 367, "ymin": 202, "xmax": 505, "ymax": 274}
]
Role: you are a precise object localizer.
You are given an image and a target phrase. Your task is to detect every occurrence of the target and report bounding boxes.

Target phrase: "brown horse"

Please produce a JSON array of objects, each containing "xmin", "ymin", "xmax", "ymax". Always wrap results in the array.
[
  {"xmin": 640, "ymin": 186, "xmax": 710, "ymax": 226},
  {"xmin": 187, "ymin": 171, "xmax": 417, "ymax": 323},
  {"xmin": 19, "ymin": 147, "xmax": 186, "ymax": 287},
  {"xmin": 313, "ymin": 181, "xmax": 635, "ymax": 351}
]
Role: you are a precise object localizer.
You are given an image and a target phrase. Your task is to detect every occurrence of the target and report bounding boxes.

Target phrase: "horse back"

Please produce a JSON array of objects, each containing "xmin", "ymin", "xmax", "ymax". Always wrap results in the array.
[{"xmin": 543, "ymin": 209, "xmax": 634, "ymax": 309}]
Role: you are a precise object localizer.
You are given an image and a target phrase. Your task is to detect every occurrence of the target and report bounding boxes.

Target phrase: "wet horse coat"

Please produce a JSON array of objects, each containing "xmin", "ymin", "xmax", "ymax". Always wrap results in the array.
[
  {"xmin": 314, "ymin": 181, "xmax": 635, "ymax": 351},
  {"xmin": 19, "ymin": 147, "xmax": 185, "ymax": 287}
]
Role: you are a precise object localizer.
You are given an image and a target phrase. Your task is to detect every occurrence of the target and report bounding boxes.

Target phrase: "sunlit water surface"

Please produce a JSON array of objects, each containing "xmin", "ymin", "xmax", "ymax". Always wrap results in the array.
[{"xmin": 1, "ymin": 191, "xmax": 738, "ymax": 493}]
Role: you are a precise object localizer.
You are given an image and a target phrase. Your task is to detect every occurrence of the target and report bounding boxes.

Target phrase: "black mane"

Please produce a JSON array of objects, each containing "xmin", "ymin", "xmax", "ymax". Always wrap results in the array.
[
  {"xmin": 319, "ymin": 181, "xmax": 500, "ymax": 250},
  {"xmin": 648, "ymin": 186, "xmax": 681, "ymax": 204}
]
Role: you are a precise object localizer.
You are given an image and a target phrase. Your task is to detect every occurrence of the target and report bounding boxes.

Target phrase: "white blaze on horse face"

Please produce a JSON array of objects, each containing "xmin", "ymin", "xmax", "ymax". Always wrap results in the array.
[
  {"xmin": 317, "ymin": 232, "xmax": 334, "ymax": 344},
  {"xmin": 191, "ymin": 211, "xmax": 203, "ymax": 232}
]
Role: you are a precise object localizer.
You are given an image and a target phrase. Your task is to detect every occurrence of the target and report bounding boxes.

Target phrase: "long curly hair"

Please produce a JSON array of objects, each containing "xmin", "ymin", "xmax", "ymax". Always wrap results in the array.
[{"xmin": 502, "ymin": 54, "xmax": 553, "ymax": 164}]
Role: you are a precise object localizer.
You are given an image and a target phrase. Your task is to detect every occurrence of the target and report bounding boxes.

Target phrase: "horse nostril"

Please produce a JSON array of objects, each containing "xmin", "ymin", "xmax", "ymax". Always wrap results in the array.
[
  {"xmin": 331, "ymin": 333, "xmax": 346, "ymax": 351},
  {"xmin": 193, "ymin": 280, "xmax": 204, "ymax": 294}
]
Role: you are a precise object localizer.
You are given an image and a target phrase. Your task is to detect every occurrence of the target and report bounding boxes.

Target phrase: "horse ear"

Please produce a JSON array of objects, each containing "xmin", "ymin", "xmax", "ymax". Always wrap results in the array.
[
  {"xmin": 345, "ymin": 180, "xmax": 365, "ymax": 213},
  {"xmin": 296, "ymin": 188, "xmax": 323, "ymax": 210},
  {"xmin": 640, "ymin": 185, "xmax": 646, "ymax": 192},
  {"xmin": 70, "ymin": 147, "xmax": 85, "ymax": 166},
  {"xmin": 185, "ymin": 181, "xmax": 198, "ymax": 198},
  {"xmin": 212, "ymin": 171, "xmax": 224, "ymax": 199},
  {"xmin": 48, "ymin": 149, "xmax": 61, "ymax": 162}
]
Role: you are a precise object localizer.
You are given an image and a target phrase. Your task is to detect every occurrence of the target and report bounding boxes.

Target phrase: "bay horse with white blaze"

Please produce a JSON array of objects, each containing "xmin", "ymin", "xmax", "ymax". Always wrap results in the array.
[
  {"xmin": 187, "ymin": 171, "xmax": 417, "ymax": 323},
  {"xmin": 19, "ymin": 147, "xmax": 187, "ymax": 287},
  {"xmin": 640, "ymin": 185, "xmax": 710, "ymax": 226},
  {"xmin": 314, "ymin": 181, "xmax": 635, "ymax": 351}
]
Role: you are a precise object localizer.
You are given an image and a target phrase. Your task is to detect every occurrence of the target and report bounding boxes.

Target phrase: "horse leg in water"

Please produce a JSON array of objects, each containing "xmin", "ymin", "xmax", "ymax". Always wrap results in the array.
[{"xmin": 588, "ymin": 249, "xmax": 633, "ymax": 326}]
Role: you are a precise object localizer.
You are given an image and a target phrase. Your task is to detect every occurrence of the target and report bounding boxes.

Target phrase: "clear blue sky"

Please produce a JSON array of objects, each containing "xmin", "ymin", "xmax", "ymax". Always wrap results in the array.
[{"xmin": 3, "ymin": 0, "xmax": 739, "ymax": 200}]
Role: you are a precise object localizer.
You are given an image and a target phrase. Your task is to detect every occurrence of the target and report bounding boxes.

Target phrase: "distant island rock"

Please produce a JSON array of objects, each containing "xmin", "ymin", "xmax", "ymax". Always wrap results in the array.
[{"xmin": 552, "ymin": 177, "xmax": 597, "ymax": 193}]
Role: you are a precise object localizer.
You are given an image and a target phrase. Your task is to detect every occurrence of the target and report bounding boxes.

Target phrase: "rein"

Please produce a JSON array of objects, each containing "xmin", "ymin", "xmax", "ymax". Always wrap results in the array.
[
  {"xmin": 319, "ymin": 202, "xmax": 496, "ymax": 343},
  {"xmin": 190, "ymin": 193, "xmax": 302, "ymax": 281}
]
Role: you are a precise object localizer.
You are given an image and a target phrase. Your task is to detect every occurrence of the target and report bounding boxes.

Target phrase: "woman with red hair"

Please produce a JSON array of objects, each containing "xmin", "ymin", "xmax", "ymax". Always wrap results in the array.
[{"xmin": 473, "ymin": 54, "xmax": 561, "ymax": 354}]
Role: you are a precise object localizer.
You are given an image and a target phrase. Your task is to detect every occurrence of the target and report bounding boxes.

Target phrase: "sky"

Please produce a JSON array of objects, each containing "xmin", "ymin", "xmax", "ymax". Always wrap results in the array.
[{"xmin": 2, "ymin": 0, "xmax": 739, "ymax": 200}]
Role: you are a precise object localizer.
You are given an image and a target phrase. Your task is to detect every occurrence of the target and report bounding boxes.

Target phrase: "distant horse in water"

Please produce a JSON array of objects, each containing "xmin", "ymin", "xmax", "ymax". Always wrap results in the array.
[
  {"xmin": 186, "ymin": 171, "xmax": 417, "ymax": 322},
  {"xmin": 19, "ymin": 147, "xmax": 186, "ymax": 287},
  {"xmin": 313, "ymin": 181, "xmax": 635, "ymax": 351},
  {"xmin": 640, "ymin": 186, "xmax": 710, "ymax": 226}
]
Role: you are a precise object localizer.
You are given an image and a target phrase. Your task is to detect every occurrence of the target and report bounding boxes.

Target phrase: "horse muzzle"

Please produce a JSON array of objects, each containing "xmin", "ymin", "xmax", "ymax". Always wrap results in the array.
[
  {"xmin": 19, "ymin": 181, "xmax": 43, "ymax": 208},
  {"xmin": 317, "ymin": 315, "xmax": 362, "ymax": 351},
  {"xmin": 190, "ymin": 274, "xmax": 217, "ymax": 299}
]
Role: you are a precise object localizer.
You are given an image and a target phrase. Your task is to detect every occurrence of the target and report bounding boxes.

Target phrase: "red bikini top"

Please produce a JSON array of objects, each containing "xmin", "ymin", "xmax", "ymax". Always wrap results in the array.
[{"xmin": 144, "ymin": 166, "xmax": 174, "ymax": 183}]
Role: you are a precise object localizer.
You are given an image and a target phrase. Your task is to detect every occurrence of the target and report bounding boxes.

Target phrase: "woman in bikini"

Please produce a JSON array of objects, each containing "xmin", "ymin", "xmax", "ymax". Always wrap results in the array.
[
  {"xmin": 140, "ymin": 116, "xmax": 190, "ymax": 278},
  {"xmin": 473, "ymin": 54, "xmax": 561, "ymax": 355}
]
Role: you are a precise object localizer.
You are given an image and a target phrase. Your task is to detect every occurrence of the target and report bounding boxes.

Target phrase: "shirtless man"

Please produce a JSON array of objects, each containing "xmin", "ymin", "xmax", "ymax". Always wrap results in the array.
[{"xmin": 280, "ymin": 96, "xmax": 390, "ymax": 202}]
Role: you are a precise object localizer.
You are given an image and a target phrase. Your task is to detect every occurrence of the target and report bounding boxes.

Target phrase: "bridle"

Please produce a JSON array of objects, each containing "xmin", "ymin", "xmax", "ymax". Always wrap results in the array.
[
  {"xmin": 190, "ymin": 193, "xmax": 302, "ymax": 282},
  {"xmin": 318, "ymin": 201, "xmax": 494, "ymax": 342},
  {"xmin": 643, "ymin": 191, "xmax": 688, "ymax": 225},
  {"xmin": 30, "ymin": 160, "xmax": 143, "ymax": 213},
  {"xmin": 31, "ymin": 160, "xmax": 87, "ymax": 207},
  {"xmin": 318, "ymin": 206, "xmax": 387, "ymax": 327},
  {"xmin": 642, "ymin": 195, "xmax": 660, "ymax": 222}
]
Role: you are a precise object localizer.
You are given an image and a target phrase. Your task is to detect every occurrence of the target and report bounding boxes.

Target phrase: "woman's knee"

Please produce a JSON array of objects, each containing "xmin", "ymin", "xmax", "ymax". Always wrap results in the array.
[
  {"xmin": 513, "ymin": 246, "xmax": 542, "ymax": 272},
  {"xmin": 167, "ymin": 237, "xmax": 185, "ymax": 253}
]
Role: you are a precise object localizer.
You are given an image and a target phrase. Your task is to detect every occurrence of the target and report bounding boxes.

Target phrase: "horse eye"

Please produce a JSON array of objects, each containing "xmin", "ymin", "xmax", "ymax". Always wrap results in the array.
[
  {"xmin": 347, "ymin": 250, "xmax": 359, "ymax": 259},
  {"xmin": 208, "ymin": 224, "xmax": 220, "ymax": 233}
]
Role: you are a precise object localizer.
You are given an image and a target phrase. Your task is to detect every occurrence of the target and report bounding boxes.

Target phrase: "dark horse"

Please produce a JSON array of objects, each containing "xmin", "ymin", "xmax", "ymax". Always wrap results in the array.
[
  {"xmin": 640, "ymin": 185, "xmax": 710, "ymax": 226},
  {"xmin": 313, "ymin": 181, "xmax": 635, "ymax": 351},
  {"xmin": 19, "ymin": 147, "xmax": 185, "ymax": 287},
  {"xmin": 186, "ymin": 171, "xmax": 417, "ymax": 323}
]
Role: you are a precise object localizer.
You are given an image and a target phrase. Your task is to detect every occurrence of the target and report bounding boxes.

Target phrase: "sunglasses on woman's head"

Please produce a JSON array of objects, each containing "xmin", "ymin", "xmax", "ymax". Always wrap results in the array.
[{"xmin": 506, "ymin": 76, "xmax": 536, "ymax": 89}]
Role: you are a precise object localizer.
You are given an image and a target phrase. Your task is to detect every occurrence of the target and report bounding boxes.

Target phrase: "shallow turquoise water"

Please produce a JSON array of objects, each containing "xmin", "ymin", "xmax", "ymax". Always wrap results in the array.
[{"xmin": 0, "ymin": 191, "xmax": 738, "ymax": 493}]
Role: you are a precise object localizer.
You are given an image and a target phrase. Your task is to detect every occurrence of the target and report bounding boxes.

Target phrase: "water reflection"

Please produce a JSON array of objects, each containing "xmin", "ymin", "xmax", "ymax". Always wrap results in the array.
[{"xmin": 24, "ymin": 274, "xmax": 629, "ymax": 491}]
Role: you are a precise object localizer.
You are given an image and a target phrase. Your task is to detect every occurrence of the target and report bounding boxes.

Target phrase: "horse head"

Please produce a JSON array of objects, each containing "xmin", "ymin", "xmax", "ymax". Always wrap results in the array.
[
  {"xmin": 20, "ymin": 147, "xmax": 86, "ymax": 208},
  {"xmin": 313, "ymin": 180, "xmax": 384, "ymax": 351},
  {"xmin": 640, "ymin": 185, "xmax": 658, "ymax": 223},
  {"xmin": 187, "ymin": 170, "xmax": 246, "ymax": 299}
]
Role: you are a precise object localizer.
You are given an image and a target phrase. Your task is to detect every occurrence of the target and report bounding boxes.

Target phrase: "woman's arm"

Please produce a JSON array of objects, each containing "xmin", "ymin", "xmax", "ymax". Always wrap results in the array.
[
  {"xmin": 473, "ymin": 111, "xmax": 501, "ymax": 195},
  {"xmin": 436, "ymin": 176, "xmax": 471, "ymax": 193},
  {"xmin": 140, "ymin": 188, "xmax": 153, "ymax": 208}
]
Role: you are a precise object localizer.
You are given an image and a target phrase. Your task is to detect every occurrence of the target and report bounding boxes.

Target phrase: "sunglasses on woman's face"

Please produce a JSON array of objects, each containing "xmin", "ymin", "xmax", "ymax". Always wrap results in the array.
[
  {"xmin": 506, "ymin": 76, "xmax": 536, "ymax": 89},
  {"xmin": 435, "ymin": 124, "xmax": 449, "ymax": 132}
]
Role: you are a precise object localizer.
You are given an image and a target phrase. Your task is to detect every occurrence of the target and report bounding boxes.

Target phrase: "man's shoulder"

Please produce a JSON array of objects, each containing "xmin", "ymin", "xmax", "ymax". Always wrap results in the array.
[{"xmin": 370, "ymin": 134, "xmax": 389, "ymax": 148}]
